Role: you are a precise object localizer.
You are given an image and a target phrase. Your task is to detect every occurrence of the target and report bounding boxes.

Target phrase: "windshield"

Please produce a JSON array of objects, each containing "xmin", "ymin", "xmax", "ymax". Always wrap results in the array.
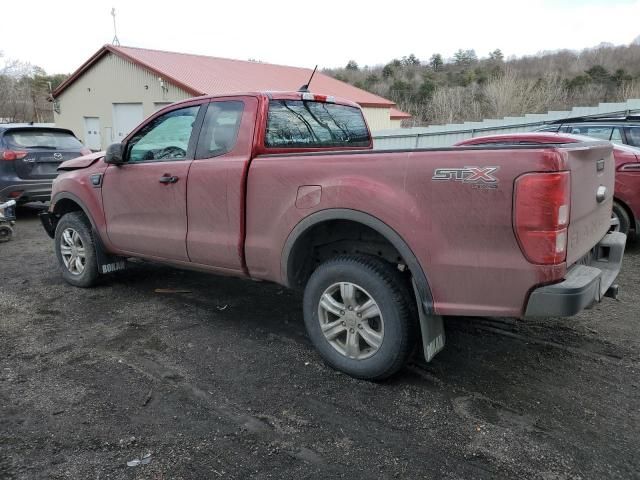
[
  {"xmin": 4, "ymin": 129, "xmax": 84, "ymax": 149},
  {"xmin": 265, "ymin": 100, "xmax": 370, "ymax": 149}
]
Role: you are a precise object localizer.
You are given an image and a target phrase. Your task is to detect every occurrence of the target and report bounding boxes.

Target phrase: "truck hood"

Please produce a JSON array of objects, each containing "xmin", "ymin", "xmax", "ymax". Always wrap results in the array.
[{"xmin": 57, "ymin": 151, "xmax": 105, "ymax": 171}]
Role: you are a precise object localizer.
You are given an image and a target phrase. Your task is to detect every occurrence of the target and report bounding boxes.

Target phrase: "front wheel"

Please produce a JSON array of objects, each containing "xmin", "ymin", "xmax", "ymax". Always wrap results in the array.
[
  {"xmin": 303, "ymin": 255, "xmax": 417, "ymax": 380},
  {"xmin": 54, "ymin": 212, "xmax": 100, "ymax": 287}
]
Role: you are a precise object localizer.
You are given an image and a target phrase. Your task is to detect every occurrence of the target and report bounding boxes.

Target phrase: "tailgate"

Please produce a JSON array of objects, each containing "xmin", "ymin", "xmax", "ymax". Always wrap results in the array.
[
  {"xmin": 564, "ymin": 142, "xmax": 615, "ymax": 266},
  {"xmin": 14, "ymin": 150, "xmax": 83, "ymax": 179}
]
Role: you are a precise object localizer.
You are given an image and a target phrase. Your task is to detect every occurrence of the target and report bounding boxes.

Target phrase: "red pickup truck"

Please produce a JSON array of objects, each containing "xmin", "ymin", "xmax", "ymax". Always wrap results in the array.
[{"xmin": 40, "ymin": 91, "xmax": 625, "ymax": 380}]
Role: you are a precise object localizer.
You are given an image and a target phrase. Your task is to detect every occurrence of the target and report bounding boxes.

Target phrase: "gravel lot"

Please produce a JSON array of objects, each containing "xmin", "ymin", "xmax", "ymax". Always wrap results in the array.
[{"xmin": 1, "ymin": 207, "xmax": 639, "ymax": 479}]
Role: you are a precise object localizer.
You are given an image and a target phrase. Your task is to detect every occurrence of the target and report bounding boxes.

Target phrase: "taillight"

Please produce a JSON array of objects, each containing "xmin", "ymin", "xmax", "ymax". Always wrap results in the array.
[
  {"xmin": 1, "ymin": 150, "xmax": 28, "ymax": 161},
  {"xmin": 80, "ymin": 147, "xmax": 92, "ymax": 155},
  {"xmin": 618, "ymin": 163, "xmax": 640, "ymax": 172},
  {"xmin": 514, "ymin": 171, "xmax": 570, "ymax": 265}
]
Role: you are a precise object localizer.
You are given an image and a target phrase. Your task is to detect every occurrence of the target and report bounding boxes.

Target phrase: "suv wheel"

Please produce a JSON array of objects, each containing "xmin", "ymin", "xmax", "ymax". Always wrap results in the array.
[
  {"xmin": 54, "ymin": 212, "xmax": 99, "ymax": 287},
  {"xmin": 0, "ymin": 225, "xmax": 13, "ymax": 242},
  {"xmin": 303, "ymin": 255, "xmax": 417, "ymax": 380}
]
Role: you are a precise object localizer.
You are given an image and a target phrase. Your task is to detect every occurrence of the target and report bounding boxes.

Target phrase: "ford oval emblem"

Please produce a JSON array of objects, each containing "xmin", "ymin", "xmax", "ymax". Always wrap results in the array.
[{"xmin": 53, "ymin": 153, "xmax": 63, "ymax": 160}]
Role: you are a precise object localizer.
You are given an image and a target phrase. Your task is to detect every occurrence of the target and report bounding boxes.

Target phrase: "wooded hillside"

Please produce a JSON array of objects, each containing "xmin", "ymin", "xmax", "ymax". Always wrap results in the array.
[
  {"xmin": 324, "ymin": 42, "xmax": 640, "ymax": 126},
  {"xmin": 0, "ymin": 54, "xmax": 67, "ymax": 123}
]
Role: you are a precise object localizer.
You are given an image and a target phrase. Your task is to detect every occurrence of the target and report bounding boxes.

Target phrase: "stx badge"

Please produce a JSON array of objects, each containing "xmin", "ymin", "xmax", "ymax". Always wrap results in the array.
[{"xmin": 432, "ymin": 166, "xmax": 500, "ymax": 189}]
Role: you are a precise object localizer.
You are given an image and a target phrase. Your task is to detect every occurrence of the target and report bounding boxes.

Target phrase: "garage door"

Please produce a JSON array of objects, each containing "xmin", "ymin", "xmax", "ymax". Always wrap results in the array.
[{"xmin": 112, "ymin": 103, "xmax": 144, "ymax": 142}]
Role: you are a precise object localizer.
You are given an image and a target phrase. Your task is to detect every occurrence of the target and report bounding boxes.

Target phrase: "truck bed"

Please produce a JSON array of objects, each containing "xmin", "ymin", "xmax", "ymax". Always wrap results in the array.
[{"xmin": 244, "ymin": 141, "xmax": 615, "ymax": 317}]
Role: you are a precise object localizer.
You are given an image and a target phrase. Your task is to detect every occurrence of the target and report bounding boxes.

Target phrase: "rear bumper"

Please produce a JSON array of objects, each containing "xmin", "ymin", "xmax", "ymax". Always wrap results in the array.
[
  {"xmin": 525, "ymin": 232, "xmax": 626, "ymax": 317},
  {"xmin": 0, "ymin": 180, "xmax": 53, "ymax": 203}
]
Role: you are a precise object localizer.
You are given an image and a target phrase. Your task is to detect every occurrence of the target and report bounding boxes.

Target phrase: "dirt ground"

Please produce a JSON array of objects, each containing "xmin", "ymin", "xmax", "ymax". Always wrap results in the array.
[{"xmin": 1, "ymin": 206, "xmax": 639, "ymax": 480}]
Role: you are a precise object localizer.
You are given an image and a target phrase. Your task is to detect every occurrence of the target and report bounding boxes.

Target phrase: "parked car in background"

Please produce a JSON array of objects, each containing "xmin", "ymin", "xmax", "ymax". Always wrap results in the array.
[
  {"xmin": 536, "ymin": 115, "xmax": 640, "ymax": 148},
  {"xmin": 39, "ymin": 92, "xmax": 624, "ymax": 380},
  {"xmin": 0, "ymin": 125, "xmax": 90, "ymax": 204},
  {"xmin": 456, "ymin": 132, "xmax": 640, "ymax": 238}
]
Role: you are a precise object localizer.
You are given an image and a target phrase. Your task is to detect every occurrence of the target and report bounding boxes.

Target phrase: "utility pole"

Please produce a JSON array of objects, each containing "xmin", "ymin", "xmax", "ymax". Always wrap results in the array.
[{"xmin": 111, "ymin": 8, "xmax": 120, "ymax": 46}]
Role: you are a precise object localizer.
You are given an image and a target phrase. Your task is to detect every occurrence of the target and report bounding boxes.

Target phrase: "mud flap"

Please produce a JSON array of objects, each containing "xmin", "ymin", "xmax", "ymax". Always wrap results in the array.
[
  {"xmin": 412, "ymin": 280, "xmax": 445, "ymax": 362},
  {"xmin": 92, "ymin": 228, "xmax": 127, "ymax": 275}
]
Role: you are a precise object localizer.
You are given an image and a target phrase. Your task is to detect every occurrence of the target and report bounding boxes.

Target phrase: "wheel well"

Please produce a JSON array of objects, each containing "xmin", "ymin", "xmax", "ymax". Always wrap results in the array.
[
  {"xmin": 614, "ymin": 198, "xmax": 636, "ymax": 231},
  {"xmin": 53, "ymin": 198, "xmax": 84, "ymax": 217},
  {"xmin": 286, "ymin": 219, "xmax": 409, "ymax": 289}
]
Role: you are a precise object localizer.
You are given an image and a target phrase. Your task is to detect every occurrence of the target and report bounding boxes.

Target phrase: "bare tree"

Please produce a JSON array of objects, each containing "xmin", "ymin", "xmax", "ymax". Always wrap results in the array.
[{"xmin": 0, "ymin": 56, "xmax": 59, "ymax": 123}]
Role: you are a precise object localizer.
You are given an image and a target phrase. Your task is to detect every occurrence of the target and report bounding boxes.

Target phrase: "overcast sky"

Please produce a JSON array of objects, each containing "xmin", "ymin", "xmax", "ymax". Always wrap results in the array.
[{"xmin": 1, "ymin": 0, "xmax": 639, "ymax": 74}]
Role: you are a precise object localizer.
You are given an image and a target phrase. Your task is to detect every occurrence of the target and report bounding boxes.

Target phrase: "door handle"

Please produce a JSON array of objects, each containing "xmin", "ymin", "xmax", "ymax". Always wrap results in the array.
[{"xmin": 159, "ymin": 175, "xmax": 179, "ymax": 184}]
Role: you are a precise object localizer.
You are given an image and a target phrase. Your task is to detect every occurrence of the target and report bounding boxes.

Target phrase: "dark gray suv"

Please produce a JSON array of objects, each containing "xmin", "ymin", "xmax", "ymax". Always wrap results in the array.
[
  {"xmin": 537, "ymin": 116, "xmax": 640, "ymax": 148},
  {"xmin": 0, "ymin": 125, "xmax": 89, "ymax": 203}
]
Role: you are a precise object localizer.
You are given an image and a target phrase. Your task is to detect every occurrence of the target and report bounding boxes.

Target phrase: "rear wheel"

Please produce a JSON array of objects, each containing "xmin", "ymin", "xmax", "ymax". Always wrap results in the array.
[
  {"xmin": 54, "ymin": 212, "xmax": 99, "ymax": 287},
  {"xmin": 303, "ymin": 255, "xmax": 417, "ymax": 380},
  {"xmin": 610, "ymin": 201, "xmax": 631, "ymax": 236}
]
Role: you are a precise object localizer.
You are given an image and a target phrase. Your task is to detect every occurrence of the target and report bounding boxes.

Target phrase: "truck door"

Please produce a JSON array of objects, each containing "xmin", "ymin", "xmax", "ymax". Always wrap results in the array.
[
  {"xmin": 102, "ymin": 104, "xmax": 203, "ymax": 260},
  {"xmin": 186, "ymin": 97, "xmax": 257, "ymax": 271}
]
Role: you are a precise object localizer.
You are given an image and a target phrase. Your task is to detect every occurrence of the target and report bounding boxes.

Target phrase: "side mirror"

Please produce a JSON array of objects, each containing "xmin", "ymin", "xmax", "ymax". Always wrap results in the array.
[{"xmin": 104, "ymin": 143, "xmax": 126, "ymax": 165}]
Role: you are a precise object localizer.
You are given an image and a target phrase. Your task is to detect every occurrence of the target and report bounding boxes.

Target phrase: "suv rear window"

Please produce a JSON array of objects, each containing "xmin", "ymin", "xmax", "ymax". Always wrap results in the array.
[
  {"xmin": 4, "ymin": 129, "xmax": 83, "ymax": 149},
  {"xmin": 265, "ymin": 100, "xmax": 370, "ymax": 149}
]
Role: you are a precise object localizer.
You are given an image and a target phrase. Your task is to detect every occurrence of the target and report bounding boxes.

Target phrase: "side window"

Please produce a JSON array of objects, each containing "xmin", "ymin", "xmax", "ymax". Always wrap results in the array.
[
  {"xmin": 581, "ymin": 126, "xmax": 613, "ymax": 140},
  {"xmin": 127, "ymin": 106, "xmax": 199, "ymax": 163},
  {"xmin": 195, "ymin": 101, "xmax": 244, "ymax": 159},
  {"xmin": 625, "ymin": 127, "xmax": 640, "ymax": 147},
  {"xmin": 610, "ymin": 127, "xmax": 624, "ymax": 145}
]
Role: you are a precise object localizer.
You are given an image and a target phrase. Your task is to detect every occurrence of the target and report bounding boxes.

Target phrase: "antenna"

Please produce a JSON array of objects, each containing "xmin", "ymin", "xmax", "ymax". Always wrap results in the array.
[
  {"xmin": 298, "ymin": 65, "xmax": 318, "ymax": 92},
  {"xmin": 111, "ymin": 8, "xmax": 120, "ymax": 46}
]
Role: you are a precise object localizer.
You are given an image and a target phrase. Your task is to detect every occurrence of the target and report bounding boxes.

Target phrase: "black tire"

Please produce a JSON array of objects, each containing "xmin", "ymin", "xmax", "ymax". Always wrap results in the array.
[
  {"xmin": 0, "ymin": 225, "xmax": 13, "ymax": 242},
  {"xmin": 611, "ymin": 201, "xmax": 631, "ymax": 236},
  {"xmin": 303, "ymin": 255, "xmax": 417, "ymax": 380},
  {"xmin": 54, "ymin": 211, "xmax": 100, "ymax": 288}
]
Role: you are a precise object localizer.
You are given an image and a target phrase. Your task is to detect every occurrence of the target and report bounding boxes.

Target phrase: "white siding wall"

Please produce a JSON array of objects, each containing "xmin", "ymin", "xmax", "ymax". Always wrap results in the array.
[
  {"xmin": 361, "ymin": 107, "xmax": 394, "ymax": 132},
  {"xmin": 54, "ymin": 53, "xmax": 191, "ymax": 150}
]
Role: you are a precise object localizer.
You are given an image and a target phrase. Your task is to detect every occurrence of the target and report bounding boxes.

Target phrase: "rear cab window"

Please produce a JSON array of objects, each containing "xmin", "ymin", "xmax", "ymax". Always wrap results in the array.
[
  {"xmin": 265, "ymin": 100, "xmax": 370, "ymax": 149},
  {"xmin": 4, "ymin": 129, "xmax": 83, "ymax": 150}
]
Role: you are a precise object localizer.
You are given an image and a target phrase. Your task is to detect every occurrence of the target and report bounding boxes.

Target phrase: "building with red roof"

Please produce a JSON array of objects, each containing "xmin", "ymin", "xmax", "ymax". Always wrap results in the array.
[{"xmin": 53, "ymin": 45, "xmax": 410, "ymax": 150}]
